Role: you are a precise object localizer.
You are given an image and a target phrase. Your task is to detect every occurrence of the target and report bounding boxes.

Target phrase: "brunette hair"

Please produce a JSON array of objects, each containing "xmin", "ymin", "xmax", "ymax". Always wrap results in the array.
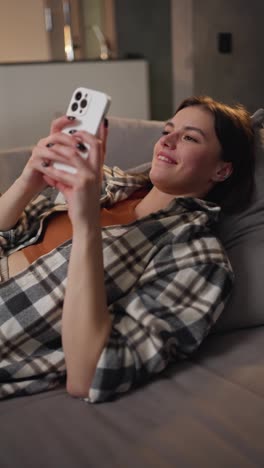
[{"xmin": 176, "ymin": 96, "xmax": 255, "ymax": 213}]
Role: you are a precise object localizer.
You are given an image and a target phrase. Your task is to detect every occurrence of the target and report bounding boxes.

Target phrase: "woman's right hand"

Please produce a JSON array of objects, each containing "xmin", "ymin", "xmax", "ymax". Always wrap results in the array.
[
  {"xmin": 0, "ymin": 116, "xmax": 81, "ymax": 232},
  {"xmin": 18, "ymin": 116, "xmax": 77, "ymax": 194}
]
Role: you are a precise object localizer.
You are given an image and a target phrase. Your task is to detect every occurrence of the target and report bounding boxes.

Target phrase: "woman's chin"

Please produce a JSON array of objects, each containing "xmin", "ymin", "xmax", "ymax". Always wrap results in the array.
[
  {"xmin": 149, "ymin": 172, "xmax": 173, "ymax": 194},
  {"xmin": 149, "ymin": 166, "xmax": 172, "ymax": 186}
]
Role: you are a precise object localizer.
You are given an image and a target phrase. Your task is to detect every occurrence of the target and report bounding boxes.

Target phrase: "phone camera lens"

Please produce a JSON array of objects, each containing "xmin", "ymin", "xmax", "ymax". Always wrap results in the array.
[
  {"xmin": 71, "ymin": 102, "xmax": 78, "ymax": 111},
  {"xmin": 75, "ymin": 92, "xmax": 82, "ymax": 101},
  {"xmin": 80, "ymin": 99, "xmax": 87, "ymax": 109}
]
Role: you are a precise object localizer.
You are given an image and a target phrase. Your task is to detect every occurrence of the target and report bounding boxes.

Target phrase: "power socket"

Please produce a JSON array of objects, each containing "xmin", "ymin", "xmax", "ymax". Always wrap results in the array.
[{"xmin": 218, "ymin": 32, "xmax": 232, "ymax": 54}]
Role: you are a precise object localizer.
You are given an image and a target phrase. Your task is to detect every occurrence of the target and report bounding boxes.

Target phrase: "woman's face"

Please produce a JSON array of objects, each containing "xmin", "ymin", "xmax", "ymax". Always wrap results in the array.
[{"xmin": 150, "ymin": 106, "xmax": 230, "ymax": 198}]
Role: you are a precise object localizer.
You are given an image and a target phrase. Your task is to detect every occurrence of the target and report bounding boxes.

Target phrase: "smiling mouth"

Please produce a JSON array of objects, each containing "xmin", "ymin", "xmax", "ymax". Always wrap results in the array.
[{"xmin": 157, "ymin": 154, "xmax": 177, "ymax": 165}]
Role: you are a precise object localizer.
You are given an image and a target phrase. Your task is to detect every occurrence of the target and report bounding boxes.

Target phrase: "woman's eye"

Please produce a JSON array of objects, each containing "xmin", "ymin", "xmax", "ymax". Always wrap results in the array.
[
  {"xmin": 161, "ymin": 130, "xmax": 170, "ymax": 135},
  {"xmin": 183, "ymin": 134, "xmax": 197, "ymax": 142}
]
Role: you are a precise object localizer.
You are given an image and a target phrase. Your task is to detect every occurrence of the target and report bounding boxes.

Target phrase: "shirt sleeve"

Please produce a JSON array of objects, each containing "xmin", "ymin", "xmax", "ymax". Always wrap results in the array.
[
  {"xmin": 0, "ymin": 189, "xmax": 63, "ymax": 253},
  {"xmin": 87, "ymin": 260, "xmax": 234, "ymax": 403}
]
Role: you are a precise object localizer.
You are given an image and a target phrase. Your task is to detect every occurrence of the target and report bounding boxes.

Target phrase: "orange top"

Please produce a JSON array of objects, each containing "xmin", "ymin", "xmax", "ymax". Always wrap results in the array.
[{"xmin": 23, "ymin": 190, "xmax": 147, "ymax": 263}]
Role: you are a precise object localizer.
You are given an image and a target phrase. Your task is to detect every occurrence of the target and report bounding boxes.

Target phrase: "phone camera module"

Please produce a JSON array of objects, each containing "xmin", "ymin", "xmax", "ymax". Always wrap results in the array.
[
  {"xmin": 75, "ymin": 92, "xmax": 82, "ymax": 101},
  {"xmin": 80, "ymin": 99, "xmax": 87, "ymax": 109},
  {"xmin": 71, "ymin": 102, "xmax": 78, "ymax": 111}
]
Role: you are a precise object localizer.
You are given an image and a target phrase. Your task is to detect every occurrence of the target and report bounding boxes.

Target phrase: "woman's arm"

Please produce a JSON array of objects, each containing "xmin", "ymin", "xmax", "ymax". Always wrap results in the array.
[
  {"xmin": 37, "ymin": 121, "xmax": 111, "ymax": 397},
  {"xmin": 0, "ymin": 116, "xmax": 77, "ymax": 231},
  {"xmin": 0, "ymin": 176, "xmax": 44, "ymax": 231},
  {"xmin": 63, "ymin": 219, "xmax": 111, "ymax": 397}
]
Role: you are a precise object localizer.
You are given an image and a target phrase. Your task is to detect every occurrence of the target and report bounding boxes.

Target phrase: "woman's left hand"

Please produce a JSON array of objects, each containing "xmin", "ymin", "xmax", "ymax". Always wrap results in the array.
[{"xmin": 38, "ymin": 123, "xmax": 107, "ymax": 230}]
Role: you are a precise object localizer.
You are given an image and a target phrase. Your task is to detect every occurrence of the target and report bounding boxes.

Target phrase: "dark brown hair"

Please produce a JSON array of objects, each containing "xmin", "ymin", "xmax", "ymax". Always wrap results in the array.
[{"xmin": 176, "ymin": 96, "xmax": 255, "ymax": 213}]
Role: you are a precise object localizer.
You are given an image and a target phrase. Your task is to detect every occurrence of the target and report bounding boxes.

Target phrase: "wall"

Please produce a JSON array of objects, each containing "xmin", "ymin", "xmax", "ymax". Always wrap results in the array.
[
  {"xmin": 192, "ymin": 0, "xmax": 264, "ymax": 112},
  {"xmin": 171, "ymin": 0, "xmax": 264, "ymax": 113},
  {"xmin": 171, "ymin": 0, "xmax": 194, "ymax": 109},
  {"xmin": 0, "ymin": 0, "xmax": 51, "ymax": 62},
  {"xmin": 80, "ymin": 0, "xmax": 105, "ymax": 59},
  {"xmin": 114, "ymin": 0, "xmax": 173, "ymax": 121},
  {"xmin": 0, "ymin": 60, "xmax": 150, "ymax": 149}
]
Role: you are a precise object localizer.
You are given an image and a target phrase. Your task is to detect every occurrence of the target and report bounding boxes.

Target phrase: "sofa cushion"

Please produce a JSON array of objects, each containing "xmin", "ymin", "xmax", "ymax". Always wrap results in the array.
[
  {"xmin": 107, "ymin": 116, "xmax": 164, "ymax": 169},
  {"xmin": 214, "ymin": 119, "xmax": 264, "ymax": 332}
]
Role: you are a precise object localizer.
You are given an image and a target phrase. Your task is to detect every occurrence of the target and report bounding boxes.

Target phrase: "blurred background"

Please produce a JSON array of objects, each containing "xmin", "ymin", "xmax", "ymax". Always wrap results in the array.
[{"xmin": 0, "ymin": 0, "xmax": 263, "ymax": 149}]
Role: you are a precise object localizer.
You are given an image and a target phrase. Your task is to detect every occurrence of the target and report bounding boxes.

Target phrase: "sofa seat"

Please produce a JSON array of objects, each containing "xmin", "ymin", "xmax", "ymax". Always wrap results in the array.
[
  {"xmin": 195, "ymin": 326, "xmax": 264, "ymax": 399},
  {"xmin": 1, "ymin": 327, "xmax": 264, "ymax": 468}
]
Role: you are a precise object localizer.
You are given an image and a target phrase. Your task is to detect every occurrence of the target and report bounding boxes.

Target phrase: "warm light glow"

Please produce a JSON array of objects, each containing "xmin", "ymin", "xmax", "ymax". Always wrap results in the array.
[{"xmin": 64, "ymin": 25, "xmax": 74, "ymax": 61}]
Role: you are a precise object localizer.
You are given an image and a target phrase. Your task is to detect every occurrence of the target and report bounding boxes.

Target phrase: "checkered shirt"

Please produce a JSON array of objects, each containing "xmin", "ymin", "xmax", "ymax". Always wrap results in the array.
[{"xmin": 0, "ymin": 165, "xmax": 234, "ymax": 402}]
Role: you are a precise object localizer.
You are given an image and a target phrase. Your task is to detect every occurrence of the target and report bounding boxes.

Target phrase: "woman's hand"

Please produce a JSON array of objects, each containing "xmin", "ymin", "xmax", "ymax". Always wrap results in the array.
[
  {"xmin": 35, "ymin": 120, "xmax": 108, "ymax": 230},
  {"xmin": 18, "ymin": 116, "xmax": 78, "ymax": 195}
]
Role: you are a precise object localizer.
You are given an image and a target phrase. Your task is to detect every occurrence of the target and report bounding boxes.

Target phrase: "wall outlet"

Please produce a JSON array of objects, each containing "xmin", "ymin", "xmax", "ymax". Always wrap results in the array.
[{"xmin": 218, "ymin": 32, "xmax": 232, "ymax": 53}]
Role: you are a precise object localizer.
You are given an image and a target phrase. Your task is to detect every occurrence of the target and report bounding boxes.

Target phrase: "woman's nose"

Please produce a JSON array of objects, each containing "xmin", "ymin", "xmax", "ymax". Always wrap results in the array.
[{"xmin": 161, "ymin": 133, "xmax": 177, "ymax": 150}]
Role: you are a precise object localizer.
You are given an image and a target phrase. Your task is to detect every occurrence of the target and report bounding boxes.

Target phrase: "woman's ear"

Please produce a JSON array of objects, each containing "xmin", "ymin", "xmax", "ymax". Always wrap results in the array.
[{"xmin": 212, "ymin": 162, "xmax": 233, "ymax": 182}]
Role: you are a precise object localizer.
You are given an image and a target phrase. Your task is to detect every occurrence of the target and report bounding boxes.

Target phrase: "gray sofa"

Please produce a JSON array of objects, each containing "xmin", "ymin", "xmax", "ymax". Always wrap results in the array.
[{"xmin": 1, "ymin": 116, "xmax": 264, "ymax": 468}]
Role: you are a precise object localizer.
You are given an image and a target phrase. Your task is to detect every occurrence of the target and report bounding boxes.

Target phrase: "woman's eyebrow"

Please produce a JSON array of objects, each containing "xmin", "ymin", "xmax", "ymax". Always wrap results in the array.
[
  {"xmin": 164, "ymin": 122, "xmax": 207, "ymax": 138},
  {"xmin": 184, "ymin": 125, "xmax": 207, "ymax": 138},
  {"xmin": 164, "ymin": 121, "xmax": 174, "ymax": 128}
]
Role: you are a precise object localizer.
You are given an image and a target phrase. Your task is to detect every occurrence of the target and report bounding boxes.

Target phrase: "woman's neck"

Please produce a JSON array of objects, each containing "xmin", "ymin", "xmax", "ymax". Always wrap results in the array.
[{"xmin": 134, "ymin": 187, "xmax": 176, "ymax": 219}]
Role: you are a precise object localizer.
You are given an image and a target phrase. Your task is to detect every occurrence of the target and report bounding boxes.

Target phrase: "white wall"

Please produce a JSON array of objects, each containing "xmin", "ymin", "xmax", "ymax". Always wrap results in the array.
[
  {"xmin": 0, "ymin": 0, "xmax": 51, "ymax": 62},
  {"xmin": 0, "ymin": 60, "xmax": 150, "ymax": 149}
]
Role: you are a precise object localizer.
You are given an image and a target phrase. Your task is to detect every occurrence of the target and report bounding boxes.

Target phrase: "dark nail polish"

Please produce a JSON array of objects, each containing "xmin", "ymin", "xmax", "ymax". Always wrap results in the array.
[
  {"xmin": 46, "ymin": 143, "xmax": 54, "ymax": 148},
  {"xmin": 69, "ymin": 129, "xmax": 77, "ymax": 134},
  {"xmin": 76, "ymin": 142, "xmax": 86, "ymax": 151},
  {"xmin": 104, "ymin": 117, "xmax": 109, "ymax": 128},
  {"xmin": 67, "ymin": 116, "xmax": 76, "ymax": 121}
]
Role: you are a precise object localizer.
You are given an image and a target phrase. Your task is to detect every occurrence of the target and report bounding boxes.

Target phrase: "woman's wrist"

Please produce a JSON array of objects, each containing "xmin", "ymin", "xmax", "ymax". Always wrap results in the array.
[
  {"xmin": 72, "ymin": 223, "xmax": 101, "ymax": 245},
  {"xmin": 16, "ymin": 173, "xmax": 44, "ymax": 198},
  {"xmin": 71, "ymin": 203, "xmax": 101, "ymax": 238}
]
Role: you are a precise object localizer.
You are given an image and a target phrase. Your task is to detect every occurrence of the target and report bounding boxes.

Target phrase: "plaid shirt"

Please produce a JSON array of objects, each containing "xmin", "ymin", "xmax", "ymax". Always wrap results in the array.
[{"xmin": 0, "ymin": 166, "xmax": 234, "ymax": 402}]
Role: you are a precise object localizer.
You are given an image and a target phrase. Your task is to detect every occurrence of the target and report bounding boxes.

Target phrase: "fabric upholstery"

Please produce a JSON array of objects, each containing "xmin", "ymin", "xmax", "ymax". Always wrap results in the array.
[
  {"xmin": 214, "ymin": 126, "xmax": 264, "ymax": 331},
  {"xmin": 1, "ymin": 327, "xmax": 264, "ymax": 467}
]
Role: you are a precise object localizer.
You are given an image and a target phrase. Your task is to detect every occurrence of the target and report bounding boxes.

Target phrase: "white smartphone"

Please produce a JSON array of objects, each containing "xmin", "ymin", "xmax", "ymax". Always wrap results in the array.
[{"xmin": 53, "ymin": 87, "xmax": 111, "ymax": 174}]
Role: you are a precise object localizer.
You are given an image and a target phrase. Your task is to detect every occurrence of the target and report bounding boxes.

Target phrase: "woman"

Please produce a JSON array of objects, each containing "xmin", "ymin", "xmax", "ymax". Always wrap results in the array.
[{"xmin": 0, "ymin": 96, "xmax": 255, "ymax": 401}]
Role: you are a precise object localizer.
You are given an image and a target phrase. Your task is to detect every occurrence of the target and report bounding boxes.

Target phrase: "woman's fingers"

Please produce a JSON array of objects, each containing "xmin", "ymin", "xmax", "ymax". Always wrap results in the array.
[
  {"xmin": 75, "ymin": 136, "xmax": 104, "ymax": 173},
  {"xmin": 29, "ymin": 144, "xmax": 76, "ymax": 180},
  {"xmin": 98, "ymin": 118, "xmax": 108, "ymax": 162},
  {"xmin": 72, "ymin": 131, "xmax": 103, "ymax": 161},
  {"xmin": 40, "ymin": 164, "xmax": 77, "ymax": 185},
  {"xmin": 50, "ymin": 115, "xmax": 78, "ymax": 134},
  {"xmin": 38, "ymin": 131, "xmax": 77, "ymax": 149},
  {"xmin": 38, "ymin": 142, "xmax": 102, "ymax": 186},
  {"xmin": 30, "ymin": 133, "xmax": 78, "ymax": 168},
  {"xmin": 31, "ymin": 129, "xmax": 104, "ymax": 188}
]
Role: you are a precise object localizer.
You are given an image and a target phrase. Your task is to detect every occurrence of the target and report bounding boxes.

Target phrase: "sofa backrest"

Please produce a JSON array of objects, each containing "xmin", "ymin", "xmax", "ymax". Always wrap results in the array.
[
  {"xmin": 0, "ymin": 117, "xmax": 164, "ymax": 193},
  {"xmin": 107, "ymin": 117, "xmax": 164, "ymax": 169}
]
